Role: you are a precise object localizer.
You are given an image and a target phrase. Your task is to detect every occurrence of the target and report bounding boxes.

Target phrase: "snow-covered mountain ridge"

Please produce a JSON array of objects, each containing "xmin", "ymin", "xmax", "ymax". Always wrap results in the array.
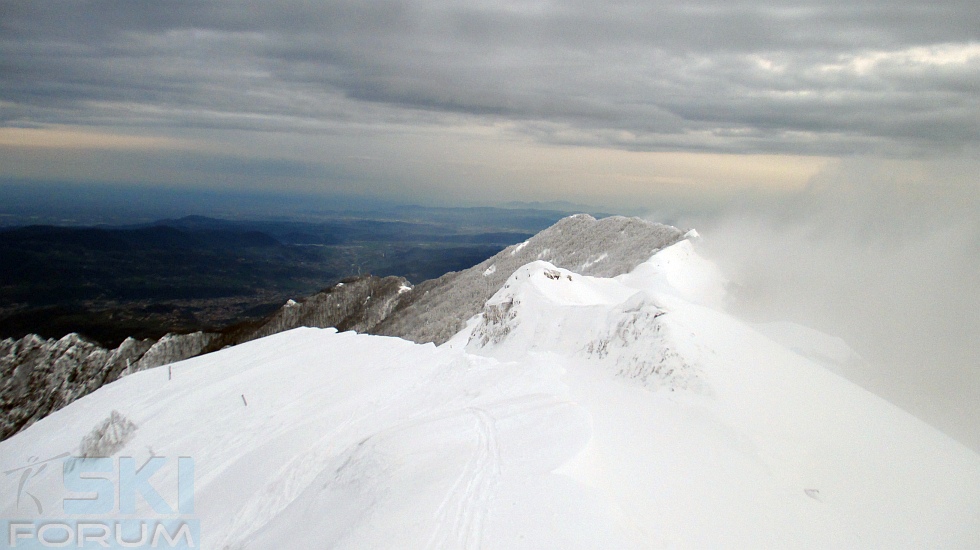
[
  {"xmin": 221, "ymin": 214, "xmax": 685, "ymax": 348},
  {"xmin": 0, "ymin": 215, "xmax": 682, "ymax": 441},
  {"xmin": 2, "ymin": 218, "xmax": 979, "ymax": 549},
  {"xmin": 460, "ymin": 240, "xmax": 722, "ymax": 395}
]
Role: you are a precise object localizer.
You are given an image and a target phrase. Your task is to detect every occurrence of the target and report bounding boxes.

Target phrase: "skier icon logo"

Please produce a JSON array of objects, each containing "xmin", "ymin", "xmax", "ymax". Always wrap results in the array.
[{"xmin": 4, "ymin": 452, "xmax": 70, "ymax": 514}]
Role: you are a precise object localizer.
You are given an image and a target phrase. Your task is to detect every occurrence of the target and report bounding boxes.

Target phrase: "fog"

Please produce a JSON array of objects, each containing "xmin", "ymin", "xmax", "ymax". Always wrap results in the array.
[{"xmin": 672, "ymin": 157, "xmax": 980, "ymax": 452}]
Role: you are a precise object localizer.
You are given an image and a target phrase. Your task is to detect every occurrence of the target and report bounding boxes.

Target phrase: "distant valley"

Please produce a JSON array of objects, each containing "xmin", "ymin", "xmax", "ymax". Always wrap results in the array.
[{"xmin": 0, "ymin": 205, "xmax": 579, "ymax": 347}]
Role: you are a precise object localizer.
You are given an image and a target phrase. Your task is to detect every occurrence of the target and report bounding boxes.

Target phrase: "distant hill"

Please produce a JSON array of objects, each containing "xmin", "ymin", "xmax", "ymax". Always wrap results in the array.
[{"xmin": 0, "ymin": 210, "xmax": 551, "ymax": 346}]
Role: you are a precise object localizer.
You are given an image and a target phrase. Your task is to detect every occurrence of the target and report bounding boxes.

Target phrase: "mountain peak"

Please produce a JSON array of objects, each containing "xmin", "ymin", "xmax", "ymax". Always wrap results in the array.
[{"xmin": 371, "ymin": 215, "xmax": 685, "ymax": 344}]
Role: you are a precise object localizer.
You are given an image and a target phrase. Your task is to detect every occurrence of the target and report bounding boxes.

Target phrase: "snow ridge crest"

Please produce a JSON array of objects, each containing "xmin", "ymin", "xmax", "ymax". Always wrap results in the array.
[{"xmin": 466, "ymin": 256, "xmax": 709, "ymax": 394}]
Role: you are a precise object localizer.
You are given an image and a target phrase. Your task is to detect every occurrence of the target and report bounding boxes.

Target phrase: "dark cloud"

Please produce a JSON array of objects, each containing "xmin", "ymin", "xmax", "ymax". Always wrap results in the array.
[{"xmin": 1, "ymin": 0, "xmax": 978, "ymax": 155}]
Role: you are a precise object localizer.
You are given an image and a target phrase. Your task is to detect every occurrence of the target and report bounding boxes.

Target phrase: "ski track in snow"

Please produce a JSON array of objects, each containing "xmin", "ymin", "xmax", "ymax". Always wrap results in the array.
[
  {"xmin": 219, "ymin": 359, "xmax": 438, "ymax": 549},
  {"xmin": 427, "ymin": 407, "xmax": 501, "ymax": 550},
  {"xmin": 218, "ymin": 411, "xmax": 360, "ymax": 549}
]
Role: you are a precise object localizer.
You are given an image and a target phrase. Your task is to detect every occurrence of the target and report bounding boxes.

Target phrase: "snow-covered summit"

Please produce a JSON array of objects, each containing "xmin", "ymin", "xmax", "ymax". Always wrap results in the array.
[
  {"xmin": 374, "ymin": 214, "xmax": 686, "ymax": 343},
  {"xmin": 2, "ymin": 226, "xmax": 979, "ymax": 549},
  {"xmin": 461, "ymin": 251, "xmax": 709, "ymax": 394}
]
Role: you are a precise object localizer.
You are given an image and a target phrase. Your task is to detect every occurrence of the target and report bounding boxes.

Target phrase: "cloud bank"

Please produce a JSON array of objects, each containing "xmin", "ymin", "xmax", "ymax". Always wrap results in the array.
[
  {"xmin": 2, "ymin": 0, "xmax": 978, "ymax": 158},
  {"xmin": 687, "ymin": 158, "xmax": 980, "ymax": 451}
]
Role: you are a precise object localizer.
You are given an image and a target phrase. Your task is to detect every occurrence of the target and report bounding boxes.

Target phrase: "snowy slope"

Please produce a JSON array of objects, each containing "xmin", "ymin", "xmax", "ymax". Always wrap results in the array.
[{"xmin": 2, "ymin": 238, "xmax": 979, "ymax": 549}]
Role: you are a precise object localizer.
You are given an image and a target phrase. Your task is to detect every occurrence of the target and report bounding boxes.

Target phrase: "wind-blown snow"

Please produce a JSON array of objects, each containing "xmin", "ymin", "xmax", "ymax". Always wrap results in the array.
[{"xmin": 2, "ymin": 238, "xmax": 978, "ymax": 549}]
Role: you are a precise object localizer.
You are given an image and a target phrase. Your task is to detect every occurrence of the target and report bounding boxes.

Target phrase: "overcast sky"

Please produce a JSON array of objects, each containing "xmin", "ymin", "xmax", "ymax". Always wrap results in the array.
[{"xmin": 1, "ymin": 0, "xmax": 977, "ymax": 209}]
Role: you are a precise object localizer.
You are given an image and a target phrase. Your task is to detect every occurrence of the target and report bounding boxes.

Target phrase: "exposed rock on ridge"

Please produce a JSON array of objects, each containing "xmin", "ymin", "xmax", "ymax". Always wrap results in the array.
[
  {"xmin": 202, "ymin": 276, "xmax": 411, "ymax": 353},
  {"xmin": 0, "ymin": 331, "xmax": 214, "ymax": 440}
]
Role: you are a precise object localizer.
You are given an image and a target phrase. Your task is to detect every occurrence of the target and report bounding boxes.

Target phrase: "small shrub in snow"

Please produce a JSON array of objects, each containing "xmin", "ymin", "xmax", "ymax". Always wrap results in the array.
[{"xmin": 78, "ymin": 410, "xmax": 137, "ymax": 458}]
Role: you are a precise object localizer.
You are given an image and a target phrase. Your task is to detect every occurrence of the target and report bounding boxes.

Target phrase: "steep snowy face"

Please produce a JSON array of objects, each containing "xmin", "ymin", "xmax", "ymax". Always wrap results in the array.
[
  {"xmin": 464, "ymin": 240, "xmax": 722, "ymax": 393},
  {"xmin": 459, "ymin": 238, "xmax": 980, "ymax": 547},
  {"xmin": 615, "ymin": 237, "xmax": 727, "ymax": 308}
]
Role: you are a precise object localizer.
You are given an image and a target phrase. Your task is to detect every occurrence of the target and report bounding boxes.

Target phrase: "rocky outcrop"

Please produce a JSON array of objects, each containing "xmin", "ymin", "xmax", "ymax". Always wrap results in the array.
[
  {"xmin": 78, "ymin": 410, "xmax": 138, "ymax": 458},
  {"xmin": 120, "ymin": 331, "xmax": 217, "ymax": 376},
  {"xmin": 205, "ymin": 276, "xmax": 412, "ymax": 352},
  {"xmin": 0, "ymin": 331, "xmax": 215, "ymax": 440}
]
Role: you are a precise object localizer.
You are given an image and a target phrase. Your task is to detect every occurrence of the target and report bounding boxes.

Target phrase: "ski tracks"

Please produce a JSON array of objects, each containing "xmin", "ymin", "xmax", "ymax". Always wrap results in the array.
[{"xmin": 427, "ymin": 407, "xmax": 502, "ymax": 550}]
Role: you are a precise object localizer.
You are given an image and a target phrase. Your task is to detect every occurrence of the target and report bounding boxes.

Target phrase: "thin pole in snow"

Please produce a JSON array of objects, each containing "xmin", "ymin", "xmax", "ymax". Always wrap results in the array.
[
  {"xmin": 168, "ymin": 365, "xmax": 172, "ymax": 380},
  {"xmin": 241, "ymin": 394, "xmax": 248, "ymax": 406}
]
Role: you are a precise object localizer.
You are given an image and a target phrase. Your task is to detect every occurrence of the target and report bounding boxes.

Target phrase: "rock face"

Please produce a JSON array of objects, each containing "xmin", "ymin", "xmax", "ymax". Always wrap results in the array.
[
  {"xmin": 120, "ymin": 331, "xmax": 217, "ymax": 376},
  {"xmin": 203, "ymin": 276, "xmax": 412, "ymax": 352},
  {"xmin": 0, "ymin": 215, "xmax": 684, "ymax": 441},
  {"xmin": 0, "ymin": 332, "xmax": 214, "ymax": 440}
]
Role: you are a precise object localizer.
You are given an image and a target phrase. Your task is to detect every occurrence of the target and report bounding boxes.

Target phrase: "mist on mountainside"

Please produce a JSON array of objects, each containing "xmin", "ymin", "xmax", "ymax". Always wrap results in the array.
[{"xmin": 674, "ymin": 157, "xmax": 980, "ymax": 451}]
